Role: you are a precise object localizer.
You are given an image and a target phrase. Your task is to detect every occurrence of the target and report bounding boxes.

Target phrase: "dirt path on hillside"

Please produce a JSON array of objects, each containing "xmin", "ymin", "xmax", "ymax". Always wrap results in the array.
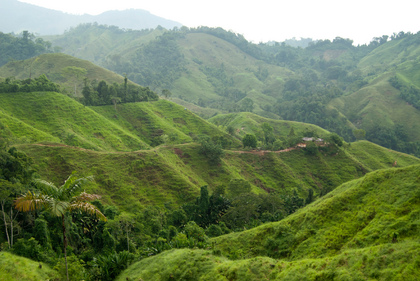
[
  {"xmin": 229, "ymin": 147, "xmax": 299, "ymax": 155},
  {"xmin": 29, "ymin": 142, "xmax": 302, "ymax": 155}
]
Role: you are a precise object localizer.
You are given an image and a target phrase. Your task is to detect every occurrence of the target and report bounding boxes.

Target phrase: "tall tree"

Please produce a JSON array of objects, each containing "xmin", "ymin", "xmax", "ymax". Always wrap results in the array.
[
  {"xmin": 14, "ymin": 174, "xmax": 106, "ymax": 281},
  {"xmin": 61, "ymin": 66, "xmax": 87, "ymax": 96}
]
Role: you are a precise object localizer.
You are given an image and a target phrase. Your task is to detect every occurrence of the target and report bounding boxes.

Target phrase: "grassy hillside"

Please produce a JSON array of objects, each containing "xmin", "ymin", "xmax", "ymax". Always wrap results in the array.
[
  {"xmin": 0, "ymin": 252, "xmax": 59, "ymax": 281},
  {"xmin": 172, "ymin": 32, "xmax": 292, "ymax": 117},
  {"xmin": 209, "ymin": 112, "xmax": 330, "ymax": 139},
  {"xmin": 117, "ymin": 242, "xmax": 420, "ymax": 281},
  {"xmin": 330, "ymin": 73, "xmax": 420, "ymax": 143},
  {"xmin": 0, "ymin": 89, "xmax": 236, "ymax": 150},
  {"xmin": 0, "ymin": 91, "xmax": 150, "ymax": 151},
  {"xmin": 16, "ymin": 138, "xmax": 420, "ymax": 212},
  {"xmin": 117, "ymin": 164, "xmax": 420, "ymax": 280},
  {"xmin": 91, "ymin": 99, "xmax": 236, "ymax": 147},
  {"xmin": 0, "ymin": 53, "xmax": 133, "ymax": 96}
]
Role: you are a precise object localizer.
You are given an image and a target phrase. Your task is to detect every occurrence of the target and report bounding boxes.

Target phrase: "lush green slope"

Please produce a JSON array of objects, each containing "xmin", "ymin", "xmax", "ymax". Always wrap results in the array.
[
  {"xmin": 91, "ymin": 99, "xmax": 235, "ymax": 147},
  {"xmin": 117, "ymin": 242, "xmax": 420, "ymax": 281},
  {"xmin": 16, "ymin": 137, "xmax": 420, "ymax": 212},
  {"xmin": 0, "ymin": 91, "xmax": 150, "ymax": 151},
  {"xmin": 0, "ymin": 90, "xmax": 234, "ymax": 150},
  {"xmin": 117, "ymin": 164, "xmax": 420, "ymax": 280},
  {"xmin": 172, "ymin": 32, "xmax": 292, "ymax": 118},
  {"xmin": 209, "ymin": 112, "xmax": 330, "ymax": 139},
  {"xmin": 330, "ymin": 74, "xmax": 420, "ymax": 145},
  {"xmin": 327, "ymin": 33, "xmax": 420, "ymax": 155},
  {"xmin": 0, "ymin": 252, "xmax": 59, "ymax": 281},
  {"xmin": 0, "ymin": 53, "xmax": 133, "ymax": 96}
]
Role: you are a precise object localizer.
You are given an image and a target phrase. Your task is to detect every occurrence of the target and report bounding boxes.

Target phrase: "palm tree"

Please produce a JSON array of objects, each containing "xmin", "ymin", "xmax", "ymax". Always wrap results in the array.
[{"xmin": 14, "ymin": 174, "xmax": 107, "ymax": 281}]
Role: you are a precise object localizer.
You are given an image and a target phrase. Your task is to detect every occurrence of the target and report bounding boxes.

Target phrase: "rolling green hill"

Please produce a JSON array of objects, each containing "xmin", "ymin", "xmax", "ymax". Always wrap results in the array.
[
  {"xmin": 2, "ymin": 39, "xmax": 420, "ymax": 279},
  {"xmin": 209, "ymin": 111, "xmax": 331, "ymax": 140},
  {"xmin": 0, "ymin": 91, "xmax": 150, "ymax": 151},
  {"xmin": 0, "ymin": 89, "xmax": 234, "ymax": 151},
  {"xmin": 0, "ymin": 84, "xmax": 417, "ymax": 211},
  {"xmin": 116, "ymin": 164, "xmax": 420, "ymax": 280},
  {"xmin": 15, "ymin": 138, "xmax": 420, "ymax": 213},
  {"xmin": 0, "ymin": 53, "xmax": 134, "ymax": 97}
]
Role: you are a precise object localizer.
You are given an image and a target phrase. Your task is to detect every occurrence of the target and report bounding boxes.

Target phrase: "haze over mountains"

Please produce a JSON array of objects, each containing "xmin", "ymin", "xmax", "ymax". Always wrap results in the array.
[{"xmin": 0, "ymin": 0, "xmax": 182, "ymax": 35}]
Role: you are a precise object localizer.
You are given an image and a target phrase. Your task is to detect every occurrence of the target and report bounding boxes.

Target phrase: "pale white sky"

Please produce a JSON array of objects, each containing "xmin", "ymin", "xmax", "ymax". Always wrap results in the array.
[{"xmin": 19, "ymin": 0, "xmax": 420, "ymax": 45}]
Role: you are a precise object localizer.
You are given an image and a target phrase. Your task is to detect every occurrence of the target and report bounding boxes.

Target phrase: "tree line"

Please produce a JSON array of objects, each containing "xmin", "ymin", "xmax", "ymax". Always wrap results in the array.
[
  {"xmin": 81, "ymin": 77, "xmax": 159, "ymax": 106},
  {"xmin": 0, "ymin": 75, "xmax": 60, "ymax": 93},
  {"xmin": 0, "ymin": 31, "xmax": 55, "ymax": 67}
]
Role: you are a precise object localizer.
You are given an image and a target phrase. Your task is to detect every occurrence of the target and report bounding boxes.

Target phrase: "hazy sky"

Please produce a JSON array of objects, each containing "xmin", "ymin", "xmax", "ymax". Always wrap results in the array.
[{"xmin": 19, "ymin": 0, "xmax": 419, "ymax": 45}]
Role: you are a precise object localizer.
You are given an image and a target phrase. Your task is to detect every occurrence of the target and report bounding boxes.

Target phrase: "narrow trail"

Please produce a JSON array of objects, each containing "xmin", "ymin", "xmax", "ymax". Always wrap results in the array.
[
  {"xmin": 229, "ymin": 147, "xmax": 299, "ymax": 155},
  {"xmin": 29, "ymin": 142, "xmax": 304, "ymax": 155}
]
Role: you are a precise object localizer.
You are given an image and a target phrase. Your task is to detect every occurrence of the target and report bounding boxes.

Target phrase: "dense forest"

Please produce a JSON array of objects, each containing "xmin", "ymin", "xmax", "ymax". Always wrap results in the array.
[{"xmin": 0, "ymin": 31, "xmax": 55, "ymax": 66}]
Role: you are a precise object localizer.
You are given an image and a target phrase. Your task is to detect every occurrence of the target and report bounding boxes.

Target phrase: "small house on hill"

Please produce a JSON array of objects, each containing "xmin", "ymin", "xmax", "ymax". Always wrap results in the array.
[{"xmin": 302, "ymin": 137, "xmax": 324, "ymax": 143}]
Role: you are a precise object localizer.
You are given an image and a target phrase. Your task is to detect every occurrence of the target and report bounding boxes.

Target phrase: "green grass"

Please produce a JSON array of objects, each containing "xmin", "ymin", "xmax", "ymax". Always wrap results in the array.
[
  {"xmin": 0, "ymin": 252, "xmax": 59, "ymax": 281},
  {"xmin": 210, "ymin": 112, "xmax": 330, "ymax": 139},
  {"xmin": 211, "ymin": 164, "xmax": 420, "ymax": 259},
  {"xmin": 90, "ymin": 99, "xmax": 235, "ymax": 146},
  {"xmin": 0, "ymin": 53, "xmax": 134, "ymax": 97},
  {"xmin": 329, "ymin": 73, "xmax": 420, "ymax": 142},
  {"xmin": 117, "ymin": 242, "xmax": 420, "ymax": 281},
  {"xmin": 346, "ymin": 140, "xmax": 420, "ymax": 171},
  {"xmin": 15, "ymin": 137, "xmax": 420, "ymax": 213},
  {"xmin": 0, "ymin": 91, "xmax": 149, "ymax": 151}
]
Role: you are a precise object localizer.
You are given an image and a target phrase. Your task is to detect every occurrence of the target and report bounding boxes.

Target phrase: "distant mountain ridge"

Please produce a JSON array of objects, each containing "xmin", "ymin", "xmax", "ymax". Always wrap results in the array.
[{"xmin": 0, "ymin": 0, "xmax": 182, "ymax": 35}]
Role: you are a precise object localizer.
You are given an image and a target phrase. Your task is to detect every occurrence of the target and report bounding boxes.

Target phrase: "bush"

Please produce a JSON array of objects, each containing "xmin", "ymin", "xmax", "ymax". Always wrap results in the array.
[
  {"xmin": 205, "ymin": 224, "xmax": 223, "ymax": 237},
  {"xmin": 54, "ymin": 256, "xmax": 87, "ymax": 281},
  {"xmin": 199, "ymin": 138, "xmax": 224, "ymax": 164},
  {"xmin": 184, "ymin": 221, "xmax": 207, "ymax": 242},
  {"xmin": 242, "ymin": 134, "xmax": 257, "ymax": 148},
  {"xmin": 12, "ymin": 237, "xmax": 54, "ymax": 263},
  {"xmin": 91, "ymin": 251, "xmax": 135, "ymax": 281}
]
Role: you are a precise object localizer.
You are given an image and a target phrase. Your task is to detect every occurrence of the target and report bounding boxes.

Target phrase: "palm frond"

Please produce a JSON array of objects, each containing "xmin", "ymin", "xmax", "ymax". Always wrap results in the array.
[
  {"xmin": 33, "ymin": 179, "xmax": 59, "ymax": 197},
  {"xmin": 14, "ymin": 191, "xmax": 48, "ymax": 212},
  {"xmin": 61, "ymin": 175, "xmax": 94, "ymax": 199},
  {"xmin": 48, "ymin": 199, "xmax": 69, "ymax": 217},
  {"xmin": 69, "ymin": 201, "xmax": 107, "ymax": 221},
  {"xmin": 72, "ymin": 192, "xmax": 101, "ymax": 203}
]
